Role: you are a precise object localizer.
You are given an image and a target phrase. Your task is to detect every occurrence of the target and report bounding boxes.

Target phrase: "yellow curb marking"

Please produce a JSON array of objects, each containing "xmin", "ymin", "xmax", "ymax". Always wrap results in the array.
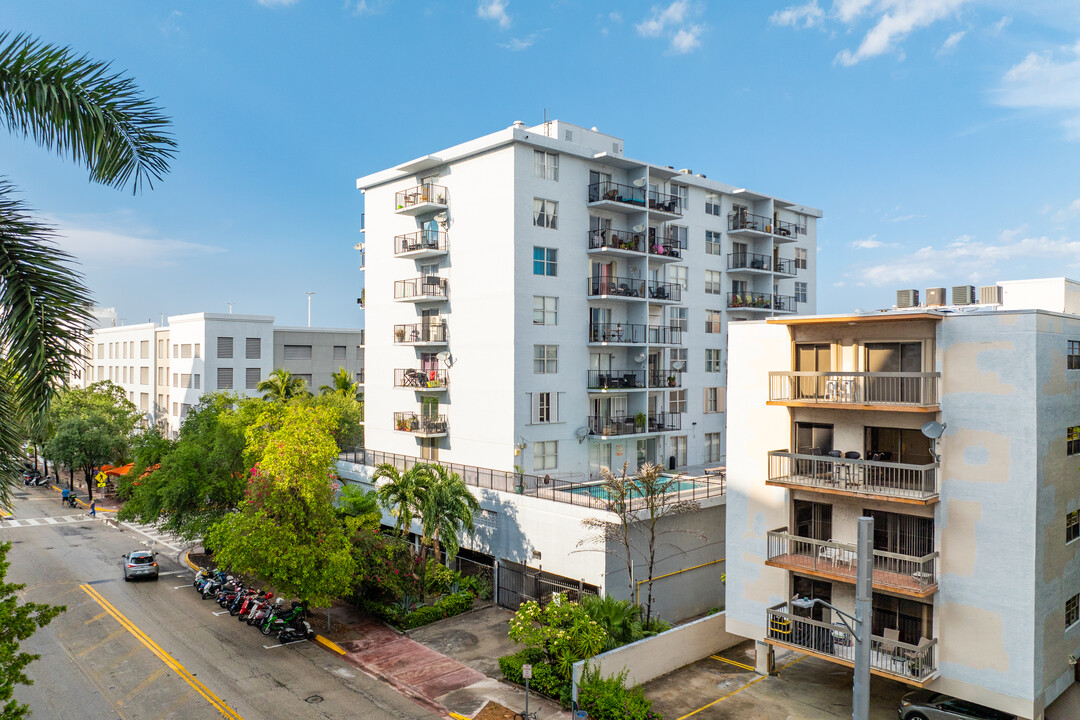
[
  {"xmin": 315, "ymin": 635, "xmax": 346, "ymax": 655},
  {"xmin": 675, "ymin": 655, "xmax": 805, "ymax": 720},
  {"xmin": 448, "ymin": 713, "xmax": 471, "ymax": 720},
  {"xmin": 183, "ymin": 551, "xmax": 199, "ymax": 572},
  {"xmin": 79, "ymin": 584, "xmax": 244, "ymax": 720}
]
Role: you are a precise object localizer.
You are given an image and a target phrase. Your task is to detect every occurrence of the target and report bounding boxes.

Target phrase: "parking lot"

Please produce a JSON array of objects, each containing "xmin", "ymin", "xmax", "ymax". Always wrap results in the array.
[{"xmin": 643, "ymin": 639, "xmax": 913, "ymax": 720}]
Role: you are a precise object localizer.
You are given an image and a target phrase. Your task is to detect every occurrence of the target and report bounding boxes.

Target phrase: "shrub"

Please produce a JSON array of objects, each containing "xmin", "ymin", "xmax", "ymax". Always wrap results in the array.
[
  {"xmin": 577, "ymin": 664, "xmax": 661, "ymax": 720},
  {"xmin": 498, "ymin": 649, "xmax": 566, "ymax": 700},
  {"xmin": 507, "ymin": 593, "xmax": 606, "ymax": 680},
  {"xmin": 423, "ymin": 560, "xmax": 456, "ymax": 596},
  {"xmin": 457, "ymin": 573, "xmax": 493, "ymax": 600},
  {"xmin": 402, "ymin": 590, "xmax": 475, "ymax": 630}
]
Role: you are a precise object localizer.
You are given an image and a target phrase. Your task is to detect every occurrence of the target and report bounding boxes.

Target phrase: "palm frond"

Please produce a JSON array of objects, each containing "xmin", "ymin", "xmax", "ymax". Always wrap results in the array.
[{"xmin": 0, "ymin": 32, "xmax": 175, "ymax": 194}]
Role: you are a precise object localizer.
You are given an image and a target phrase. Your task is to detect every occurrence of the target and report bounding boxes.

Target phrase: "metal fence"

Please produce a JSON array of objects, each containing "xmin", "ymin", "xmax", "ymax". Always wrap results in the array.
[
  {"xmin": 768, "ymin": 371, "xmax": 941, "ymax": 407},
  {"xmin": 496, "ymin": 560, "xmax": 599, "ymax": 610},
  {"xmin": 767, "ymin": 451, "xmax": 938, "ymax": 501}
]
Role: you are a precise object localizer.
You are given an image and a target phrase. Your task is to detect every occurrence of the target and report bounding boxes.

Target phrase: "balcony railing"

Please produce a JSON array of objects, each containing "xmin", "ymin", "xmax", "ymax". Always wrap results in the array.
[
  {"xmin": 394, "ymin": 276, "xmax": 448, "ymax": 301},
  {"xmin": 768, "ymin": 372, "xmax": 941, "ymax": 408},
  {"xmin": 729, "ymin": 212, "xmax": 798, "ymax": 237},
  {"xmin": 728, "ymin": 252, "xmax": 772, "ymax": 271},
  {"xmin": 587, "ymin": 276, "xmax": 645, "ymax": 298},
  {"xmin": 587, "ymin": 370, "xmax": 645, "ymax": 390},
  {"xmin": 395, "ymin": 184, "xmax": 447, "ymax": 211},
  {"xmin": 728, "ymin": 291, "xmax": 774, "ymax": 309},
  {"xmin": 393, "ymin": 322, "xmax": 447, "ymax": 344},
  {"xmin": 587, "ymin": 411, "xmax": 681, "ymax": 436},
  {"xmin": 767, "ymin": 451, "xmax": 939, "ymax": 502},
  {"xmin": 588, "ymin": 181, "xmax": 646, "ymax": 208},
  {"xmin": 648, "ymin": 239, "xmax": 683, "ymax": 260},
  {"xmin": 774, "ymin": 258, "xmax": 797, "ymax": 275},
  {"xmin": 588, "ymin": 323, "xmax": 645, "ymax": 344},
  {"xmin": 587, "ymin": 229, "xmax": 645, "ymax": 253},
  {"xmin": 649, "ymin": 371, "xmax": 682, "ymax": 388},
  {"xmin": 766, "ymin": 603, "xmax": 937, "ymax": 682},
  {"xmin": 393, "ymin": 412, "xmax": 447, "ymax": 435},
  {"xmin": 775, "ymin": 218, "xmax": 799, "ymax": 237},
  {"xmin": 395, "ymin": 230, "xmax": 448, "ymax": 256},
  {"xmin": 774, "ymin": 294, "xmax": 798, "ymax": 312},
  {"xmin": 766, "ymin": 529, "xmax": 938, "ymax": 595},
  {"xmin": 648, "ymin": 189, "xmax": 682, "ymax": 215},
  {"xmin": 647, "ymin": 280, "xmax": 681, "ymax": 301},
  {"xmin": 649, "ymin": 326, "xmax": 683, "ymax": 345},
  {"xmin": 394, "ymin": 368, "xmax": 449, "ymax": 389}
]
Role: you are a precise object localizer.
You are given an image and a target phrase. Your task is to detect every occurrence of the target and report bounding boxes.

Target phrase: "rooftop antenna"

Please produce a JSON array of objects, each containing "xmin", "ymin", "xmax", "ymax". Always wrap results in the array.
[
  {"xmin": 227, "ymin": 302, "xmax": 234, "ymax": 314},
  {"xmin": 305, "ymin": 292, "xmax": 315, "ymax": 328},
  {"xmin": 159, "ymin": 313, "xmax": 165, "ymax": 326}
]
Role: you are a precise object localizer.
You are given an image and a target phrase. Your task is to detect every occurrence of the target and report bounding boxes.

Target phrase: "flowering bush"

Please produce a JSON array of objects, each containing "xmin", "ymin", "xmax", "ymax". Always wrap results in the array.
[
  {"xmin": 507, "ymin": 593, "xmax": 607, "ymax": 681},
  {"xmin": 577, "ymin": 665, "xmax": 661, "ymax": 720}
]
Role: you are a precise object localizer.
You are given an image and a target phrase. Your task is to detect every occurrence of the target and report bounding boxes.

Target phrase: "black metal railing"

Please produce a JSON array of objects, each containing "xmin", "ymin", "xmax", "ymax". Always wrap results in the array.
[
  {"xmin": 394, "ymin": 368, "xmax": 449, "ymax": 389},
  {"xmin": 587, "ymin": 411, "xmax": 681, "ymax": 436},
  {"xmin": 394, "ymin": 276, "xmax": 448, "ymax": 300},
  {"xmin": 774, "ymin": 218, "xmax": 799, "ymax": 237},
  {"xmin": 587, "ymin": 229, "xmax": 645, "ymax": 253},
  {"xmin": 774, "ymin": 294, "xmax": 797, "ymax": 311},
  {"xmin": 650, "ymin": 411, "xmax": 681, "ymax": 431},
  {"xmin": 588, "ymin": 181, "xmax": 646, "ymax": 207},
  {"xmin": 768, "ymin": 372, "xmax": 941, "ymax": 407},
  {"xmin": 647, "ymin": 280, "xmax": 681, "ymax": 301},
  {"xmin": 395, "ymin": 184, "xmax": 448, "ymax": 211},
  {"xmin": 767, "ymin": 451, "xmax": 939, "ymax": 501},
  {"xmin": 648, "ymin": 189, "xmax": 682, "ymax": 215},
  {"xmin": 587, "ymin": 276, "xmax": 645, "ymax": 298},
  {"xmin": 774, "ymin": 257, "xmax": 797, "ymax": 275},
  {"xmin": 395, "ymin": 230, "xmax": 448, "ymax": 255},
  {"xmin": 393, "ymin": 412, "xmax": 448, "ymax": 435},
  {"xmin": 649, "ymin": 371, "xmax": 682, "ymax": 388},
  {"xmin": 588, "ymin": 323, "xmax": 646, "ymax": 344},
  {"xmin": 587, "ymin": 370, "xmax": 646, "ymax": 389},
  {"xmin": 648, "ymin": 239, "xmax": 683, "ymax": 259},
  {"xmin": 727, "ymin": 291, "xmax": 773, "ymax": 309},
  {"xmin": 728, "ymin": 252, "xmax": 772, "ymax": 271},
  {"xmin": 393, "ymin": 322, "xmax": 447, "ymax": 344},
  {"xmin": 647, "ymin": 326, "xmax": 683, "ymax": 344}
]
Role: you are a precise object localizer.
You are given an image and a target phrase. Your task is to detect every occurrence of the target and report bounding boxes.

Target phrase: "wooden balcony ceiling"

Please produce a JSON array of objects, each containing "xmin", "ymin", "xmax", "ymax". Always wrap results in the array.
[
  {"xmin": 765, "ymin": 551, "xmax": 937, "ymax": 599},
  {"xmin": 764, "ymin": 637, "xmax": 938, "ymax": 687}
]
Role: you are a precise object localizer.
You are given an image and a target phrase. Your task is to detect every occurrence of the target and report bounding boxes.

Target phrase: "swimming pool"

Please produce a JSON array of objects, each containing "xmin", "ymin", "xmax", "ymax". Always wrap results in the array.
[{"xmin": 565, "ymin": 477, "xmax": 700, "ymax": 500}]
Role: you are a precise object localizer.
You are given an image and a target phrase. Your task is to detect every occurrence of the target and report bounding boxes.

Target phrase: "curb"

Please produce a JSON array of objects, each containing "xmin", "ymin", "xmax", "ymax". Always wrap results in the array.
[
  {"xmin": 315, "ymin": 635, "xmax": 346, "ymax": 655},
  {"xmin": 181, "ymin": 549, "xmax": 200, "ymax": 572},
  {"xmin": 448, "ymin": 713, "xmax": 471, "ymax": 720}
]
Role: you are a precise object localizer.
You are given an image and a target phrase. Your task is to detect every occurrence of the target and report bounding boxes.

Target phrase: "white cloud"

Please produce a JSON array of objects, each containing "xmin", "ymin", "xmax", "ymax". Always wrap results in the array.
[
  {"xmin": 670, "ymin": 24, "xmax": 703, "ymax": 53},
  {"xmin": 477, "ymin": 0, "xmax": 511, "ymax": 29},
  {"xmin": 770, "ymin": 1, "xmax": 825, "ymax": 29},
  {"xmin": 610, "ymin": 11, "xmax": 623, "ymax": 23},
  {"xmin": 835, "ymin": 0, "xmax": 970, "ymax": 66},
  {"xmin": 636, "ymin": 0, "xmax": 690, "ymax": 37},
  {"xmin": 257, "ymin": 0, "xmax": 299, "ymax": 6},
  {"xmin": 939, "ymin": 30, "xmax": 965, "ymax": 52},
  {"xmin": 636, "ymin": 1, "xmax": 704, "ymax": 53},
  {"xmin": 851, "ymin": 235, "xmax": 887, "ymax": 248},
  {"xmin": 832, "ymin": 0, "xmax": 873, "ymax": 23},
  {"xmin": 990, "ymin": 16, "xmax": 1011, "ymax": 35},
  {"xmin": 1053, "ymin": 199, "xmax": 1080, "ymax": 223},
  {"xmin": 996, "ymin": 40, "xmax": 1080, "ymax": 141},
  {"xmin": 499, "ymin": 34, "xmax": 537, "ymax": 51},
  {"xmin": 49, "ymin": 217, "xmax": 224, "ymax": 269}
]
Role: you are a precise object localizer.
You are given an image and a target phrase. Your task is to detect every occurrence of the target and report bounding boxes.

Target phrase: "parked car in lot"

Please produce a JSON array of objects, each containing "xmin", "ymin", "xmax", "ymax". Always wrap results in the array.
[
  {"xmin": 122, "ymin": 550, "xmax": 159, "ymax": 581},
  {"xmin": 900, "ymin": 691, "xmax": 1016, "ymax": 720}
]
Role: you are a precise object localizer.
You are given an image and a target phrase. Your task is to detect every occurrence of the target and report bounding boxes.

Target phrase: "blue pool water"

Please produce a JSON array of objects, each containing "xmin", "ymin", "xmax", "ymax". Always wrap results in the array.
[{"xmin": 566, "ymin": 477, "xmax": 698, "ymax": 500}]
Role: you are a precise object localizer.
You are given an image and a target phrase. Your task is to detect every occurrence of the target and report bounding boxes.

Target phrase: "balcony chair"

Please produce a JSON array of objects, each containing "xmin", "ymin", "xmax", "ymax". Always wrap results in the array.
[
  {"xmin": 603, "ymin": 188, "xmax": 618, "ymax": 201},
  {"xmin": 843, "ymin": 451, "xmax": 862, "ymax": 487},
  {"xmin": 880, "ymin": 628, "xmax": 904, "ymax": 671},
  {"xmin": 623, "ymin": 373, "xmax": 639, "ymax": 388},
  {"xmin": 404, "ymin": 369, "xmax": 426, "ymax": 387}
]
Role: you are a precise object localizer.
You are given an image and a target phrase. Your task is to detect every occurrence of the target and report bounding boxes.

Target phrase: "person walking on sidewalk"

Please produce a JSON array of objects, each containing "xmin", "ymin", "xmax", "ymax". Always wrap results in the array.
[
  {"xmin": 61, "ymin": 487, "xmax": 69, "ymax": 506},
  {"xmin": 89, "ymin": 499, "xmax": 96, "ymax": 517}
]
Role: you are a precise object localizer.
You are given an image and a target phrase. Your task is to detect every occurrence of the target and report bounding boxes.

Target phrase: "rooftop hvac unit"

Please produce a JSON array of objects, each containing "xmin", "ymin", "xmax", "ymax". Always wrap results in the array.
[
  {"xmin": 979, "ymin": 285, "xmax": 1003, "ymax": 305},
  {"xmin": 897, "ymin": 289, "xmax": 919, "ymax": 308},
  {"xmin": 952, "ymin": 285, "xmax": 976, "ymax": 305},
  {"xmin": 926, "ymin": 287, "xmax": 946, "ymax": 306}
]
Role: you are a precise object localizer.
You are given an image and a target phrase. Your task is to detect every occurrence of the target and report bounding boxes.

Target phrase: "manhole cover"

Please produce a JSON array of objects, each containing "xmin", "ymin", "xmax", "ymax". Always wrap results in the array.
[{"xmin": 305, "ymin": 696, "xmax": 323, "ymax": 704}]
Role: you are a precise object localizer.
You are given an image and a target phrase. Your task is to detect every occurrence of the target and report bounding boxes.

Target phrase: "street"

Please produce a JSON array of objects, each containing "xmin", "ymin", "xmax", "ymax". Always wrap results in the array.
[{"xmin": 6, "ymin": 485, "xmax": 437, "ymax": 720}]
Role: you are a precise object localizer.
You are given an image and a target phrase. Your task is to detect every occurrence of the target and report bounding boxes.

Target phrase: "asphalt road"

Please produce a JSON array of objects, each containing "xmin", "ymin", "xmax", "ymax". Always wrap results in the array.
[{"xmin": 5, "ymin": 486, "xmax": 438, "ymax": 720}]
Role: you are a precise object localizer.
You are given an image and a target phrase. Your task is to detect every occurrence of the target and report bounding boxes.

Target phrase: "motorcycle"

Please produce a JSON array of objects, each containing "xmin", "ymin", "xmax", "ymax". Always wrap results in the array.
[
  {"xmin": 277, "ymin": 611, "xmax": 313, "ymax": 643},
  {"xmin": 260, "ymin": 601, "xmax": 306, "ymax": 637},
  {"xmin": 232, "ymin": 589, "xmax": 263, "ymax": 617},
  {"xmin": 32, "ymin": 475, "xmax": 51, "ymax": 487},
  {"xmin": 202, "ymin": 573, "xmax": 232, "ymax": 600},
  {"xmin": 250, "ymin": 597, "xmax": 283, "ymax": 628},
  {"xmin": 195, "ymin": 569, "xmax": 224, "ymax": 595},
  {"xmin": 193, "ymin": 567, "xmax": 212, "ymax": 591},
  {"xmin": 216, "ymin": 579, "xmax": 246, "ymax": 607}
]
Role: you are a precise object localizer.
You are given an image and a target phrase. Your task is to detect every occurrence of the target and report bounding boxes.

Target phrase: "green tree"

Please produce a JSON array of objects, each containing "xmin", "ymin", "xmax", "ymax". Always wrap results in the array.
[
  {"xmin": 44, "ymin": 382, "xmax": 139, "ymax": 501},
  {"xmin": 207, "ymin": 405, "xmax": 355, "ymax": 607},
  {"xmin": 256, "ymin": 368, "xmax": 308, "ymax": 403},
  {"xmin": 576, "ymin": 463, "xmax": 636, "ymax": 600},
  {"xmin": 373, "ymin": 462, "xmax": 430, "ymax": 537},
  {"xmin": 0, "ymin": 32, "xmax": 174, "ymax": 506},
  {"xmin": 319, "ymin": 367, "xmax": 361, "ymax": 400},
  {"xmin": 313, "ymin": 392, "xmax": 364, "ymax": 450},
  {"xmin": 419, "ymin": 464, "xmax": 479, "ymax": 564},
  {"xmin": 0, "ymin": 541, "xmax": 64, "ymax": 718}
]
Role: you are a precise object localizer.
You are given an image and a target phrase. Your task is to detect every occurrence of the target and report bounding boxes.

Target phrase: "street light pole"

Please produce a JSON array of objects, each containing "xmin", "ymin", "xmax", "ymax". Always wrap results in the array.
[{"xmin": 305, "ymin": 292, "xmax": 315, "ymax": 327}]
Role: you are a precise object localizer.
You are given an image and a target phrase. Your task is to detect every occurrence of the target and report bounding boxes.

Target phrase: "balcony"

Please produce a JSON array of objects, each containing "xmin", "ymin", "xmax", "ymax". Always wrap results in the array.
[
  {"xmin": 395, "ymin": 184, "xmax": 448, "ymax": 216},
  {"xmin": 587, "ymin": 181, "xmax": 647, "ymax": 213},
  {"xmin": 647, "ymin": 189, "xmax": 682, "ymax": 218},
  {"xmin": 767, "ymin": 451, "xmax": 939, "ymax": 504},
  {"xmin": 647, "ymin": 280, "xmax": 681, "ymax": 302},
  {"xmin": 587, "ymin": 323, "xmax": 682, "ymax": 346},
  {"xmin": 587, "ymin": 229, "xmax": 646, "ymax": 257},
  {"xmin": 774, "ymin": 258, "xmax": 798, "ymax": 276},
  {"xmin": 394, "ymin": 276, "xmax": 448, "ymax": 303},
  {"xmin": 587, "ymin": 370, "xmax": 646, "ymax": 391},
  {"xmin": 649, "ymin": 371, "xmax": 682, "ymax": 388},
  {"xmin": 393, "ymin": 322, "xmax": 447, "ymax": 346},
  {"xmin": 394, "ymin": 368, "xmax": 448, "ymax": 391},
  {"xmin": 773, "ymin": 294, "xmax": 798, "ymax": 313},
  {"xmin": 727, "ymin": 291, "xmax": 775, "ymax": 311},
  {"xmin": 728, "ymin": 211, "xmax": 798, "ymax": 243},
  {"xmin": 588, "ymin": 411, "xmax": 681, "ymax": 437},
  {"xmin": 587, "ymin": 276, "xmax": 645, "ymax": 300},
  {"xmin": 394, "ymin": 230, "xmax": 448, "ymax": 260},
  {"xmin": 393, "ymin": 411, "xmax": 448, "ymax": 437},
  {"xmin": 727, "ymin": 252, "xmax": 772, "ymax": 274},
  {"xmin": 647, "ymin": 325, "xmax": 683, "ymax": 345},
  {"xmin": 767, "ymin": 372, "xmax": 941, "ymax": 411},
  {"xmin": 766, "ymin": 603, "xmax": 937, "ymax": 684},
  {"xmin": 766, "ymin": 529, "xmax": 938, "ymax": 597}
]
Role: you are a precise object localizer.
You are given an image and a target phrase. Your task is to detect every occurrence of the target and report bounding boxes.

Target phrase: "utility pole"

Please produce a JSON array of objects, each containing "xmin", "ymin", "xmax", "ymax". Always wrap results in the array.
[
  {"xmin": 852, "ymin": 516, "xmax": 873, "ymax": 720},
  {"xmin": 227, "ymin": 302, "xmax": 233, "ymax": 314},
  {"xmin": 305, "ymin": 292, "xmax": 316, "ymax": 328}
]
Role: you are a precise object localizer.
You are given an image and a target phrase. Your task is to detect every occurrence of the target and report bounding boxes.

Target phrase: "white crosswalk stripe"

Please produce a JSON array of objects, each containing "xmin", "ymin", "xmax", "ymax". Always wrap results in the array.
[
  {"xmin": 0, "ymin": 515, "xmax": 95, "ymax": 530},
  {"xmin": 118, "ymin": 520, "xmax": 186, "ymax": 552}
]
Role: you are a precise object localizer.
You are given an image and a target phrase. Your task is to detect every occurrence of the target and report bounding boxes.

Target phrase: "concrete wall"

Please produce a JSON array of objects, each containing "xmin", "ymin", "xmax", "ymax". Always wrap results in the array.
[
  {"xmin": 272, "ymin": 327, "xmax": 364, "ymax": 394},
  {"xmin": 581, "ymin": 611, "xmax": 743, "ymax": 688}
]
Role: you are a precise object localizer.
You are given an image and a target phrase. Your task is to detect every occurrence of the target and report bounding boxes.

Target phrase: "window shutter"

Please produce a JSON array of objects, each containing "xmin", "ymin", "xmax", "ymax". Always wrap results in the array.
[
  {"xmin": 246, "ymin": 368, "xmax": 260, "ymax": 390},
  {"xmin": 217, "ymin": 367, "xmax": 233, "ymax": 389},
  {"xmin": 283, "ymin": 345, "xmax": 312, "ymax": 361},
  {"xmin": 333, "ymin": 346, "xmax": 346, "ymax": 363},
  {"xmin": 296, "ymin": 373, "xmax": 312, "ymax": 388},
  {"xmin": 551, "ymin": 392, "xmax": 559, "ymax": 423},
  {"xmin": 531, "ymin": 393, "xmax": 540, "ymax": 424},
  {"xmin": 245, "ymin": 337, "xmax": 261, "ymax": 359},
  {"xmin": 217, "ymin": 337, "xmax": 234, "ymax": 359}
]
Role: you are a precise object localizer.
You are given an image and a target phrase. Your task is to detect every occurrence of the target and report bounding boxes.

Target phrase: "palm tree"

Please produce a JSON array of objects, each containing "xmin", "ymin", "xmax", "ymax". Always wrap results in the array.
[
  {"xmin": 0, "ymin": 33, "xmax": 175, "ymax": 504},
  {"xmin": 419, "ymin": 463, "xmax": 480, "ymax": 564},
  {"xmin": 319, "ymin": 367, "xmax": 360, "ymax": 399},
  {"xmin": 373, "ymin": 462, "xmax": 430, "ymax": 537},
  {"xmin": 256, "ymin": 369, "xmax": 308, "ymax": 403}
]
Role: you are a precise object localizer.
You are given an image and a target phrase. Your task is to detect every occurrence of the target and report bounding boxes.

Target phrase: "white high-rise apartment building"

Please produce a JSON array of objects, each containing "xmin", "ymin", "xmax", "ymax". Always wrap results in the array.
[
  {"xmin": 357, "ymin": 120, "xmax": 820, "ymax": 477},
  {"xmin": 725, "ymin": 278, "xmax": 1080, "ymax": 720}
]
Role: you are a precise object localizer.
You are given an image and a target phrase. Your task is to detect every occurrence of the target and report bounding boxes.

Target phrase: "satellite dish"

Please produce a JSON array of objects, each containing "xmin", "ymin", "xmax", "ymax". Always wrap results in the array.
[
  {"xmin": 634, "ymin": 352, "xmax": 647, "ymax": 363},
  {"xmin": 575, "ymin": 426, "xmax": 590, "ymax": 444},
  {"xmin": 672, "ymin": 360, "xmax": 686, "ymax": 371},
  {"xmin": 632, "ymin": 224, "xmax": 646, "ymax": 233},
  {"xmin": 436, "ymin": 351, "xmax": 451, "ymax": 363},
  {"xmin": 632, "ymin": 177, "xmax": 647, "ymax": 188},
  {"xmin": 920, "ymin": 421, "xmax": 946, "ymax": 439},
  {"xmin": 353, "ymin": 242, "xmax": 365, "ymax": 251}
]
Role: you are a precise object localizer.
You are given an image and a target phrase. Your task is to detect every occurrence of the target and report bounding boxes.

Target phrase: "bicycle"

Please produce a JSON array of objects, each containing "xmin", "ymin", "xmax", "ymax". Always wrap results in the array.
[{"xmin": 513, "ymin": 711, "xmax": 538, "ymax": 720}]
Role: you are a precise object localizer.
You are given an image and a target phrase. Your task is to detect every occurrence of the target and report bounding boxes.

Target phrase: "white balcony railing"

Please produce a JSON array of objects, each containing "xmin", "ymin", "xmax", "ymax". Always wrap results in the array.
[
  {"xmin": 768, "ymin": 371, "xmax": 940, "ymax": 408},
  {"xmin": 767, "ymin": 451, "xmax": 938, "ymax": 501}
]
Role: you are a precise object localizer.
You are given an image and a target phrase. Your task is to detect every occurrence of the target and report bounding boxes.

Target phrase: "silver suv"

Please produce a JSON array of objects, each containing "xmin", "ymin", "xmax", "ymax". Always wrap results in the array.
[
  {"xmin": 899, "ymin": 691, "xmax": 1015, "ymax": 720},
  {"xmin": 122, "ymin": 550, "xmax": 159, "ymax": 581}
]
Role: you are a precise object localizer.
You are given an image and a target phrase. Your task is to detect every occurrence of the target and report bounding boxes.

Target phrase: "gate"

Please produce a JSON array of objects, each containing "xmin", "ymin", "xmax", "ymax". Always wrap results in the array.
[{"xmin": 496, "ymin": 560, "xmax": 599, "ymax": 610}]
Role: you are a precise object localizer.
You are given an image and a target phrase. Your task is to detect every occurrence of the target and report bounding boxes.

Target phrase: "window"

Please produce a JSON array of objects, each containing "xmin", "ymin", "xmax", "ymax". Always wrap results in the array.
[
  {"xmin": 670, "ymin": 266, "xmax": 688, "ymax": 290},
  {"xmin": 670, "ymin": 347, "xmax": 687, "ymax": 373},
  {"xmin": 194, "ymin": 343, "xmax": 200, "ymax": 358},
  {"xmin": 706, "ymin": 310, "xmax": 723, "ymax": 333},
  {"xmin": 534, "ymin": 440, "xmax": 557, "ymax": 470},
  {"xmin": 140, "ymin": 367, "xmax": 150, "ymax": 385},
  {"xmin": 704, "ymin": 387, "xmax": 724, "ymax": 413},
  {"xmin": 193, "ymin": 374, "xmax": 200, "ymax": 390},
  {"xmin": 705, "ymin": 349, "xmax": 723, "ymax": 372},
  {"xmin": 217, "ymin": 368, "xmax": 233, "ymax": 389},
  {"xmin": 1068, "ymin": 593, "xmax": 1080, "ymax": 629},
  {"xmin": 533, "ymin": 345, "xmax": 558, "ymax": 374},
  {"xmin": 668, "ymin": 225, "xmax": 688, "ymax": 249},
  {"xmin": 671, "ymin": 185, "xmax": 689, "ymax": 212},
  {"xmin": 1068, "ymin": 510, "xmax": 1079, "ymax": 543},
  {"xmin": 705, "ymin": 432, "xmax": 723, "ymax": 462},
  {"xmin": 173, "ymin": 344, "xmax": 178, "ymax": 358},
  {"xmin": 140, "ymin": 393, "xmax": 149, "ymax": 412},
  {"xmin": 669, "ymin": 389, "xmax": 687, "ymax": 414},
  {"xmin": 158, "ymin": 367, "xmax": 165, "ymax": 386},
  {"xmin": 533, "ymin": 247, "xmax": 557, "ymax": 276},
  {"xmin": 705, "ymin": 230, "xmax": 723, "ymax": 255},
  {"xmin": 97, "ymin": 366, "xmax": 104, "ymax": 382},
  {"xmin": 1070, "ymin": 426, "xmax": 1080, "ymax": 456},
  {"xmin": 97, "ymin": 343, "xmax": 104, "ymax": 359},
  {"xmin": 672, "ymin": 436, "xmax": 687, "ymax": 466},
  {"xmin": 533, "ymin": 199, "xmax": 558, "ymax": 229},
  {"xmin": 295, "ymin": 374, "xmax": 312, "ymax": 389},
  {"xmin": 705, "ymin": 193, "xmax": 722, "ymax": 216},
  {"xmin": 705, "ymin": 270, "xmax": 723, "ymax": 295},
  {"xmin": 795, "ymin": 247, "xmax": 808, "ymax": 269},
  {"xmin": 172, "ymin": 402, "xmax": 178, "ymax": 416},
  {"xmin": 181, "ymin": 403, "xmax": 191, "ymax": 420},
  {"xmin": 283, "ymin": 345, "xmax": 312, "ymax": 361},
  {"xmin": 534, "ymin": 150, "xmax": 559, "ymax": 180},
  {"xmin": 122, "ymin": 342, "xmax": 128, "ymax": 360},
  {"xmin": 333, "ymin": 346, "xmax": 346, "ymax": 363},
  {"xmin": 122, "ymin": 366, "xmax": 128, "ymax": 384},
  {"xmin": 217, "ymin": 337, "xmax": 233, "ymax": 359},
  {"xmin": 669, "ymin": 307, "xmax": 687, "ymax": 332},
  {"xmin": 246, "ymin": 368, "xmax": 260, "ymax": 390},
  {"xmin": 140, "ymin": 340, "xmax": 150, "ymax": 359},
  {"xmin": 180, "ymin": 373, "xmax": 191, "ymax": 389},
  {"xmin": 533, "ymin": 296, "xmax": 558, "ymax": 325},
  {"xmin": 181, "ymin": 344, "xmax": 192, "ymax": 359},
  {"xmin": 795, "ymin": 281, "xmax": 808, "ymax": 303},
  {"xmin": 245, "ymin": 337, "xmax": 261, "ymax": 359},
  {"xmin": 1069, "ymin": 340, "xmax": 1080, "ymax": 370},
  {"xmin": 532, "ymin": 392, "xmax": 558, "ymax": 423},
  {"xmin": 420, "ymin": 438, "xmax": 439, "ymax": 461}
]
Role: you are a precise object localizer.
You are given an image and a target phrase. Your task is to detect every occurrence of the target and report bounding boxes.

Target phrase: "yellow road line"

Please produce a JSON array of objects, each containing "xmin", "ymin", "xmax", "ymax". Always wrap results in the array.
[
  {"xmin": 315, "ymin": 635, "xmax": 346, "ymax": 655},
  {"xmin": 84, "ymin": 611, "xmax": 109, "ymax": 625},
  {"xmin": 709, "ymin": 654, "xmax": 755, "ymax": 671},
  {"xmin": 123, "ymin": 666, "xmax": 169, "ymax": 704},
  {"xmin": 79, "ymin": 584, "xmax": 244, "ymax": 720},
  {"xmin": 675, "ymin": 654, "xmax": 806, "ymax": 720}
]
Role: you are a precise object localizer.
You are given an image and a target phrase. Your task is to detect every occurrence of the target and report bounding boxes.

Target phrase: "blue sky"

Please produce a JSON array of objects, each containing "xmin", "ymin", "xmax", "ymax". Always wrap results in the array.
[{"xmin": 3, "ymin": 0, "xmax": 1079, "ymax": 327}]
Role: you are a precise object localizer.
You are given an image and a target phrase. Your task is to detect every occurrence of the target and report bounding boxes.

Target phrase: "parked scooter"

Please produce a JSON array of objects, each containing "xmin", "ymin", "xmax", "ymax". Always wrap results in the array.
[
  {"xmin": 277, "ymin": 607, "xmax": 313, "ymax": 643},
  {"xmin": 196, "ymin": 570, "xmax": 226, "ymax": 597},
  {"xmin": 231, "ymin": 588, "xmax": 262, "ymax": 617},
  {"xmin": 202, "ymin": 573, "xmax": 232, "ymax": 600},
  {"xmin": 250, "ymin": 597, "xmax": 283, "ymax": 628},
  {"xmin": 32, "ymin": 474, "xmax": 51, "ymax": 487},
  {"xmin": 216, "ymin": 579, "xmax": 246, "ymax": 607},
  {"xmin": 260, "ymin": 601, "xmax": 306, "ymax": 637}
]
